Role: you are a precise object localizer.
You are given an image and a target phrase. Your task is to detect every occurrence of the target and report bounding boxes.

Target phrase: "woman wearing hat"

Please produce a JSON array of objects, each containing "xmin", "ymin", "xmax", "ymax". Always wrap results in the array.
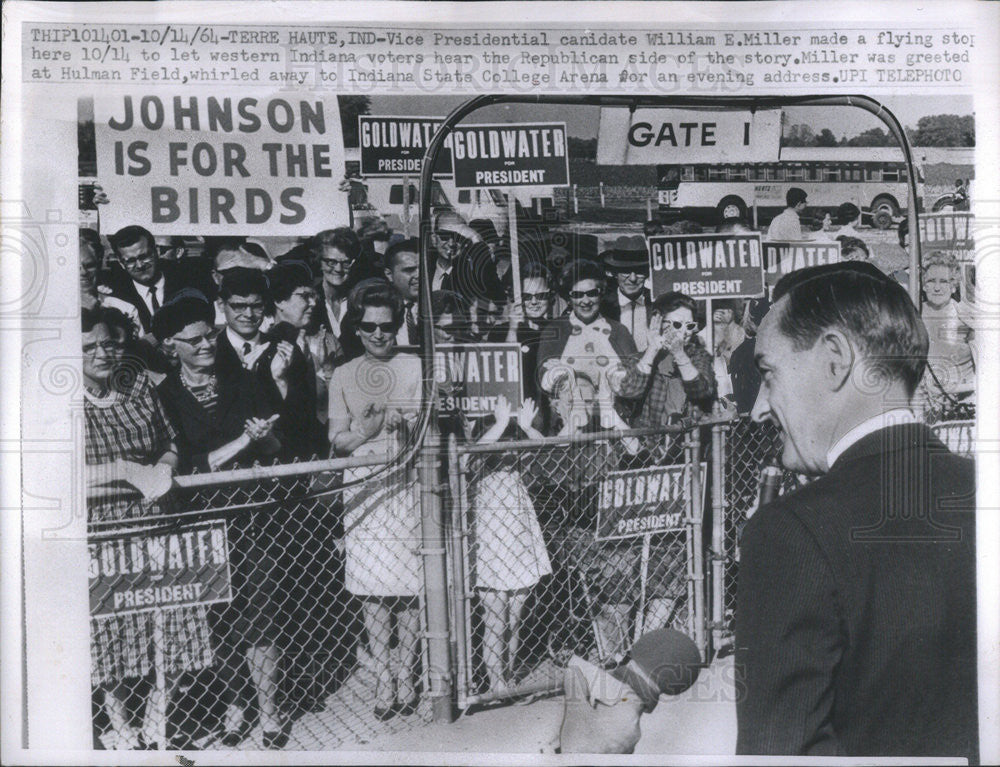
[
  {"xmin": 152, "ymin": 291, "xmax": 292, "ymax": 748},
  {"xmin": 536, "ymin": 259, "xmax": 639, "ymax": 433}
]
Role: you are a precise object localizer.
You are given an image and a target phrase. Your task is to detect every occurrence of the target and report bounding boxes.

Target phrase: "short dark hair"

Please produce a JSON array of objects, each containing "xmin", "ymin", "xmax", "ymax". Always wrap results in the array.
[
  {"xmin": 772, "ymin": 261, "xmax": 927, "ymax": 396},
  {"xmin": 82, "ymin": 305, "xmax": 133, "ymax": 338},
  {"xmin": 384, "ymin": 237, "xmax": 420, "ymax": 271},
  {"xmin": 346, "ymin": 278, "xmax": 404, "ymax": 331},
  {"xmin": 468, "ymin": 218, "xmax": 499, "ymax": 243},
  {"xmin": 520, "ymin": 260, "xmax": 551, "ymax": 284},
  {"xmin": 267, "ymin": 260, "xmax": 313, "ymax": 303},
  {"xmin": 108, "ymin": 225, "xmax": 155, "ymax": 256},
  {"xmin": 313, "ymin": 227, "xmax": 361, "ymax": 261},
  {"xmin": 558, "ymin": 259, "xmax": 606, "ymax": 298},
  {"xmin": 80, "ymin": 228, "xmax": 104, "ymax": 260},
  {"xmin": 786, "ymin": 188, "xmax": 808, "ymax": 207},
  {"xmin": 150, "ymin": 289, "xmax": 215, "ymax": 342},
  {"xmin": 219, "ymin": 268, "xmax": 269, "ymax": 302},
  {"xmin": 650, "ymin": 291, "xmax": 700, "ymax": 326},
  {"xmin": 836, "ymin": 235, "xmax": 870, "ymax": 261},
  {"xmin": 431, "ymin": 289, "xmax": 471, "ymax": 320},
  {"xmin": 836, "ymin": 202, "xmax": 861, "ymax": 224}
]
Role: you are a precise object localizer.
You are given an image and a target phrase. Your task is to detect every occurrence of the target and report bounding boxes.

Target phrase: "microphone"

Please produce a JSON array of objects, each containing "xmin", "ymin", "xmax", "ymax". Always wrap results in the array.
[
  {"xmin": 751, "ymin": 464, "xmax": 783, "ymax": 519},
  {"xmin": 609, "ymin": 629, "xmax": 703, "ymax": 712}
]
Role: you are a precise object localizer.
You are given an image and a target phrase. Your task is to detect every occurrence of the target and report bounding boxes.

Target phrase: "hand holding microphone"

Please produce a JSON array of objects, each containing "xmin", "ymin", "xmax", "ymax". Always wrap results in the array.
[{"xmin": 558, "ymin": 628, "xmax": 703, "ymax": 754}]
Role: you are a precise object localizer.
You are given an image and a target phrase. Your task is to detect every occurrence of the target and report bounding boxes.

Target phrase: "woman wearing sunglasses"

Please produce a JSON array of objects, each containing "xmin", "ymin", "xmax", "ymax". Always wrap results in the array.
[
  {"xmin": 152, "ymin": 291, "xmax": 291, "ymax": 748},
  {"xmin": 327, "ymin": 279, "xmax": 424, "ymax": 721},
  {"xmin": 614, "ymin": 291, "xmax": 716, "ymax": 432}
]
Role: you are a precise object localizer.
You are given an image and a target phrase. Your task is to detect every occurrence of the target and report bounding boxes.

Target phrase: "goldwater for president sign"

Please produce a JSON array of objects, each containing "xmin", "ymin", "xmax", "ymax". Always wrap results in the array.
[
  {"xmin": 89, "ymin": 520, "xmax": 232, "ymax": 618},
  {"xmin": 434, "ymin": 343, "xmax": 523, "ymax": 417},
  {"xmin": 596, "ymin": 463, "xmax": 707, "ymax": 541},
  {"xmin": 450, "ymin": 123, "xmax": 569, "ymax": 188},
  {"xmin": 649, "ymin": 233, "xmax": 765, "ymax": 299},
  {"xmin": 93, "ymin": 93, "xmax": 348, "ymax": 235},
  {"xmin": 358, "ymin": 116, "xmax": 453, "ymax": 177},
  {"xmin": 763, "ymin": 240, "xmax": 841, "ymax": 289}
]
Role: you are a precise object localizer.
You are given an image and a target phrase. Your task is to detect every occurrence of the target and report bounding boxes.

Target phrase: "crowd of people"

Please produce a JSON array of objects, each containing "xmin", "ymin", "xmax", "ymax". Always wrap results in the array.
[{"xmin": 81, "ymin": 186, "xmax": 976, "ymax": 749}]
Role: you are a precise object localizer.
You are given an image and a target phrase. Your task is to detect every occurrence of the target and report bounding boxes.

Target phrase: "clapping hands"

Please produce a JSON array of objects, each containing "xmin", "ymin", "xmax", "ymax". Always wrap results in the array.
[{"xmin": 243, "ymin": 414, "xmax": 279, "ymax": 442}]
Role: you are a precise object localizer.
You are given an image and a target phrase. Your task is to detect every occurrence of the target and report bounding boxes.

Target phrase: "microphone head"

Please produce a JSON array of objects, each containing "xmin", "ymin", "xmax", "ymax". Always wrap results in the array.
[{"xmin": 629, "ymin": 628, "xmax": 703, "ymax": 697}]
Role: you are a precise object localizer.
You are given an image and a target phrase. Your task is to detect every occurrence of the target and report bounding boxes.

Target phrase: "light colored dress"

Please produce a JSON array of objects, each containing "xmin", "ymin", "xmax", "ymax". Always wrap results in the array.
[
  {"xmin": 472, "ymin": 456, "xmax": 552, "ymax": 591},
  {"xmin": 328, "ymin": 353, "xmax": 424, "ymax": 597}
]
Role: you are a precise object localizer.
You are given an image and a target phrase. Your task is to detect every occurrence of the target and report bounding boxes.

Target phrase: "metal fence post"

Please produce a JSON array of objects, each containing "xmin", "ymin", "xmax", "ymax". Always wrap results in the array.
[
  {"xmin": 418, "ymin": 420, "xmax": 454, "ymax": 723},
  {"xmin": 686, "ymin": 427, "xmax": 706, "ymax": 658},
  {"xmin": 710, "ymin": 423, "xmax": 727, "ymax": 654},
  {"xmin": 445, "ymin": 434, "xmax": 470, "ymax": 709}
]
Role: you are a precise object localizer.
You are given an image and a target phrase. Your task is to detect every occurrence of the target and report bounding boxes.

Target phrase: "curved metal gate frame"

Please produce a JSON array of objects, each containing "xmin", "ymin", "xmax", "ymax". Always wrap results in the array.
[{"xmin": 412, "ymin": 94, "xmax": 925, "ymax": 723}]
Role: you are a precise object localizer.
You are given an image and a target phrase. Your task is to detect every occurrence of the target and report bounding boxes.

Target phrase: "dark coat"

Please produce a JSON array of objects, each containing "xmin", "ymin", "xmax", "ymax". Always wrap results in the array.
[
  {"xmin": 735, "ymin": 423, "xmax": 977, "ymax": 762},
  {"xmin": 100, "ymin": 258, "xmax": 214, "ymax": 334},
  {"xmin": 156, "ymin": 367, "xmax": 276, "ymax": 473},
  {"xmin": 599, "ymin": 286, "xmax": 651, "ymax": 325}
]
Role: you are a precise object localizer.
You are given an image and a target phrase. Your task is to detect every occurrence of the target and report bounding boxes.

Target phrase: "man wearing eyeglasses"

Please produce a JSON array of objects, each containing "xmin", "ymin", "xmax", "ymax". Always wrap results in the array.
[
  {"xmin": 600, "ymin": 239, "xmax": 652, "ymax": 352},
  {"xmin": 215, "ymin": 269, "xmax": 271, "ymax": 380},
  {"xmin": 102, "ymin": 225, "xmax": 212, "ymax": 337}
]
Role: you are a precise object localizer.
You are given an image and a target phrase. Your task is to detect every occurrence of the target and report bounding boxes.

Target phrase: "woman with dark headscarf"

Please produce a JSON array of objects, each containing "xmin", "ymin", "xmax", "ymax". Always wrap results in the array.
[{"xmin": 152, "ymin": 291, "xmax": 291, "ymax": 748}]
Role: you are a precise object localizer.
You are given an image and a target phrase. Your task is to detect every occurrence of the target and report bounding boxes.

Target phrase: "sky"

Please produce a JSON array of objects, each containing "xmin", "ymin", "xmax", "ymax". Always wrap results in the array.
[{"xmin": 368, "ymin": 94, "xmax": 975, "ymax": 141}]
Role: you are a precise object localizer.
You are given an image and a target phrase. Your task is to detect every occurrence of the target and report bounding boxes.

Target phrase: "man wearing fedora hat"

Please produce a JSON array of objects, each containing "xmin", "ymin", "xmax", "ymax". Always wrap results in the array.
[{"xmin": 600, "ymin": 235, "xmax": 652, "ymax": 352}]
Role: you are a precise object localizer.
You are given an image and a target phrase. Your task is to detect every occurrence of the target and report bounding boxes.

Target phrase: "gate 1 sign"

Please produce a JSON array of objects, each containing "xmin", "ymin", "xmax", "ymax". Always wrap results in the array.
[
  {"xmin": 89, "ymin": 521, "xmax": 233, "ymax": 618},
  {"xmin": 435, "ymin": 343, "xmax": 523, "ymax": 417},
  {"xmin": 596, "ymin": 463, "xmax": 707, "ymax": 541},
  {"xmin": 762, "ymin": 240, "xmax": 841, "ymax": 289},
  {"xmin": 358, "ymin": 115, "xmax": 454, "ymax": 177},
  {"xmin": 450, "ymin": 123, "xmax": 569, "ymax": 188},
  {"xmin": 649, "ymin": 233, "xmax": 765, "ymax": 299}
]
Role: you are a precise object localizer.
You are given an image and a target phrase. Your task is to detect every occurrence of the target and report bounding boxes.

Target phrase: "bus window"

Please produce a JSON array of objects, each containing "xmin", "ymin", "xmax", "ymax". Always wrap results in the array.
[
  {"xmin": 824, "ymin": 166, "xmax": 841, "ymax": 182},
  {"xmin": 390, "ymin": 184, "xmax": 418, "ymax": 205},
  {"xmin": 786, "ymin": 164, "xmax": 805, "ymax": 181},
  {"xmin": 881, "ymin": 164, "xmax": 900, "ymax": 182},
  {"xmin": 430, "ymin": 181, "xmax": 450, "ymax": 208},
  {"xmin": 730, "ymin": 165, "xmax": 749, "ymax": 181},
  {"xmin": 866, "ymin": 166, "xmax": 882, "ymax": 182},
  {"xmin": 694, "ymin": 166, "xmax": 709, "ymax": 182},
  {"xmin": 658, "ymin": 167, "xmax": 681, "ymax": 189},
  {"xmin": 682, "ymin": 166, "xmax": 695, "ymax": 182},
  {"xmin": 708, "ymin": 166, "xmax": 728, "ymax": 181}
]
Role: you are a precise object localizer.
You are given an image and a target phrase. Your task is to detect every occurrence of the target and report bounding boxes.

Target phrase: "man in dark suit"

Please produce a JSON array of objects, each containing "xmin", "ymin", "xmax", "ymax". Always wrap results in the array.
[
  {"xmin": 599, "ymin": 238, "xmax": 651, "ymax": 352},
  {"xmin": 102, "ymin": 225, "xmax": 213, "ymax": 336},
  {"xmin": 736, "ymin": 262, "xmax": 977, "ymax": 761}
]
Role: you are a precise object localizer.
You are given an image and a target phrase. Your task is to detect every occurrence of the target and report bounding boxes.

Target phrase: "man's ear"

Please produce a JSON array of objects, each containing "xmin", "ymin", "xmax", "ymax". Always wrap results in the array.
[
  {"xmin": 384, "ymin": 267, "xmax": 392, "ymax": 283},
  {"xmin": 820, "ymin": 329, "xmax": 854, "ymax": 391}
]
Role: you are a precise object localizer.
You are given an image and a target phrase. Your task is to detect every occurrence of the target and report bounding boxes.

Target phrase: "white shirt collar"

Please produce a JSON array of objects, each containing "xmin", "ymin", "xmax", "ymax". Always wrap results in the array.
[
  {"xmin": 618, "ymin": 290, "xmax": 645, "ymax": 307},
  {"xmin": 134, "ymin": 273, "xmax": 165, "ymax": 300},
  {"xmin": 826, "ymin": 408, "xmax": 919, "ymax": 469},
  {"xmin": 226, "ymin": 327, "xmax": 261, "ymax": 356}
]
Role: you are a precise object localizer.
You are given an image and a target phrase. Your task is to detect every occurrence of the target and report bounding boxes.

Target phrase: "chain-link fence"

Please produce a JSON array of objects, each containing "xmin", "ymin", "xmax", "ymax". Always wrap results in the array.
[
  {"xmin": 448, "ymin": 424, "xmax": 711, "ymax": 708},
  {"xmin": 87, "ymin": 452, "xmax": 437, "ymax": 751},
  {"xmin": 87, "ymin": 411, "xmax": 977, "ymax": 748}
]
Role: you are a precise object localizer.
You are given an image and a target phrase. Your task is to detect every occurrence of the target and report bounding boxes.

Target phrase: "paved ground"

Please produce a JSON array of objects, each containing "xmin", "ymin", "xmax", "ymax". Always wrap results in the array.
[{"xmin": 348, "ymin": 656, "xmax": 737, "ymax": 757}]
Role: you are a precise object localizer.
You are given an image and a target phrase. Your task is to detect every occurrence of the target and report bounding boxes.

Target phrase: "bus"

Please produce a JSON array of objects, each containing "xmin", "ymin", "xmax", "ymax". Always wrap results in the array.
[{"xmin": 656, "ymin": 147, "xmax": 925, "ymax": 230}]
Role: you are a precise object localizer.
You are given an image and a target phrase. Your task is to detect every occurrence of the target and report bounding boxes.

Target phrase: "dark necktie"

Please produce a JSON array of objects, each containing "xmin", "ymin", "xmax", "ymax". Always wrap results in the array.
[
  {"xmin": 406, "ymin": 303, "xmax": 418, "ymax": 346},
  {"xmin": 628, "ymin": 299, "xmax": 638, "ymax": 336},
  {"xmin": 148, "ymin": 287, "xmax": 160, "ymax": 312},
  {"xmin": 242, "ymin": 342, "xmax": 252, "ymax": 360}
]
